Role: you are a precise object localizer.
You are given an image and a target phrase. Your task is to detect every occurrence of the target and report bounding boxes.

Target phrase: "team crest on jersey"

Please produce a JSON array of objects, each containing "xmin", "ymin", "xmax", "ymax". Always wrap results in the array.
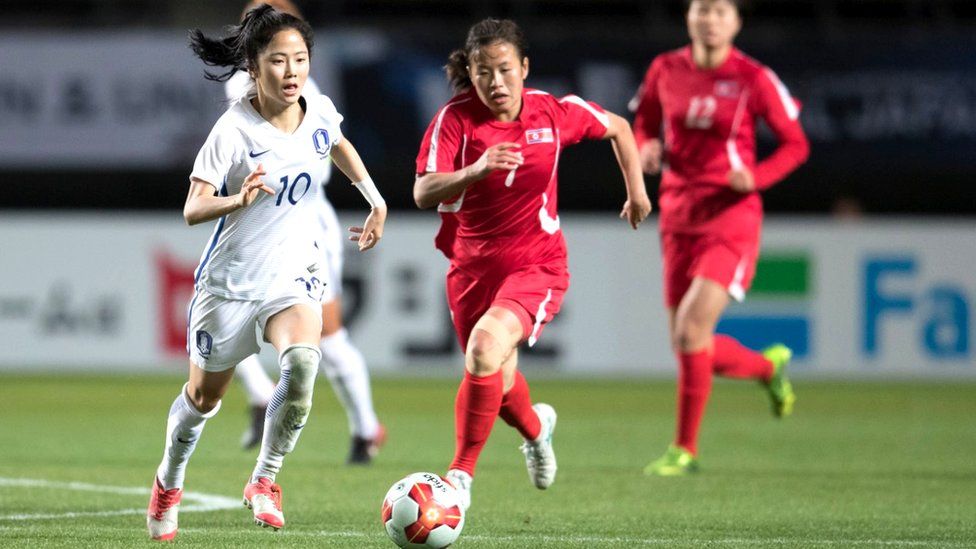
[
  {"xmin": 714, "ymin": 80, "xmax": 741, "ymax": 98},
  {"xmin": 195, "ymin": 330, "xmax": 213, "ymax": 358},
  {"xmin": 312, "ymin": 128, "xmax": 331, "ymax": 156},
  {"xmin": 525, "ymin": 127, "xmax": 554, "ymax": 144}
]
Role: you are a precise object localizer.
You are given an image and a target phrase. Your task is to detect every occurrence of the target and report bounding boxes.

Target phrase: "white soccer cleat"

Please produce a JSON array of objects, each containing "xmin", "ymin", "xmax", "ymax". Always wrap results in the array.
[
  {"xmin": 444, "ymin": 469, "xmax": 472, "ymax": 511},
  {"xmin": 243, "ymin": 477, "xmax": 285, "ymax": 530},
  {"xmin": 147, "ymin": 476, "xmax": 181, "ymax": 541},
  {"xmin": 521, "ymin": 403, "xmax": 558, "ymax": 489}
]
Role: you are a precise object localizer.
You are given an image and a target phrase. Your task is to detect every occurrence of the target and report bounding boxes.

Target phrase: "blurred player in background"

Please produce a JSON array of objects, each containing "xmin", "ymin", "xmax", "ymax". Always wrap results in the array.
[
  {"xmin": 147, "ymin": 5, "xmax": 387, "ymax": 539},
  {"xmin": 631, "ymin": 0, "xmax": 809, "ymax": 476},
  {"xmin": 414, "ymin": 18, "xmax": 651, "ymax": 510},
  {"xmin": 225, "ymin": 0, "xmax": 386, "ymax": 465}
]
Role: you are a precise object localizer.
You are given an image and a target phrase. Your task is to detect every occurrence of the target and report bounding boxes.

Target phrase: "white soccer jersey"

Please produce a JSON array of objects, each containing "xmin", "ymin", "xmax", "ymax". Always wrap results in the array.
[
  {"xmin": 225, "ymin": 73, "xmax": 344, "ymax": 297},
  {"xmin": 224, "ymin": 73, "xmax": 331, "ymax": 186},
  {"xmin": 190, "ymin": 93, "xmax": 343, "ymax": 301}
]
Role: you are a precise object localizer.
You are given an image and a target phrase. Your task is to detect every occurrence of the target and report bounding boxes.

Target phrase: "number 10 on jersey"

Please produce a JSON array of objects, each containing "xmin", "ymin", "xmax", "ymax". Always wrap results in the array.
[{"xmin": 276, "ymin": 172, "xmax": 312, "ymax": 206}]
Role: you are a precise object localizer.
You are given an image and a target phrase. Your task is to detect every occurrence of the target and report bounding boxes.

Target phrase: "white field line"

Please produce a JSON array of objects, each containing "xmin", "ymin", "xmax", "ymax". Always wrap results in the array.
[
  {"xmin": 0, "ymin": 524, "xmax": 963, "ymax": 547},
  {"xmin": 0, "ymin": 479, "xmax": 964, "ymax": 547},
  {"xmin": 0, "ymin": 477, "xmax": 239, "ymax": 521}
]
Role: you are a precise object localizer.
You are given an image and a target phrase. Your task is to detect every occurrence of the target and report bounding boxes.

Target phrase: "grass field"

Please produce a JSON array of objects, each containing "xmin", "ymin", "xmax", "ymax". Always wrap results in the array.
[{"xmin": 0, "ymin": 374, "xmax": 974, "ymax": 548}]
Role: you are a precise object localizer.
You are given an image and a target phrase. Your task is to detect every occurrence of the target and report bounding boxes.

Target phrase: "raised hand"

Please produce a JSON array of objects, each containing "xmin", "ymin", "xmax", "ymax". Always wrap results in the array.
[
  {"xmin": 237, "ymin": 163, "xmax": 275, "ymax": 208},
  {"xmin": 470, "ymin": 142, "xmax": 524, "ymax": 179}
]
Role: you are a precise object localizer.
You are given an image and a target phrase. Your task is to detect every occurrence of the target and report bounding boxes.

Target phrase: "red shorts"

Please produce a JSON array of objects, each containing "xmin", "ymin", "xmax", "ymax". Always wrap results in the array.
[
  {"xmin": 660, "ymin": 232, "xmax": 759, "ymax": 308},
  {"xmin": 446, "ymin": 261, "xmax": 569, "ymax": 350}
]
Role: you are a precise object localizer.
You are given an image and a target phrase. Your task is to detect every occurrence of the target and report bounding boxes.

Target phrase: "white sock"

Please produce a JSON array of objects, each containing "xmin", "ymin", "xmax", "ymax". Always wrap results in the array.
[
  {"xmin": 156, "ymin": 383, "xmax": 221, "ymax": 490},
  {"xmin": 235, "ymin": 354, "xmax": 275, "ymax": 406},
  {"xmin": 319, "ymin": 328, "xmax": 380, "ymax": 439},
  {"xmin": 251, "ymin": 345, "xmax": 320, "ymax": 483}
]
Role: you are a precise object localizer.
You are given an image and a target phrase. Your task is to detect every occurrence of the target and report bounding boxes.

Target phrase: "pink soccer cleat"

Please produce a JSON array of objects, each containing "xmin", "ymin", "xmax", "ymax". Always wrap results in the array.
[
  {"xmin": 147, "ymin": 476, "xmax": 182, "ymax": 541},
  {"xmin": 243, "ymin": 477, "xmax": 285, "ymax": 530}
]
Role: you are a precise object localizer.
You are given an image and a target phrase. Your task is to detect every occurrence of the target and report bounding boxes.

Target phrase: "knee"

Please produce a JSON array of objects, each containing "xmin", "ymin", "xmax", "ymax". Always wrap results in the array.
[
  {"xmin": 186, "ymin": 385, "xmax": 221, "ymax": 414},
  {"xmin": 672, "ymin": 315, "xmax": 711, "ymax": 353},
  {"xmin": 465, "ymin": 331, "xmax": 503, "ymax": 376},
  {"xmin": 281, "ymin": 344, "xmax": 320, "ymax": 402}
]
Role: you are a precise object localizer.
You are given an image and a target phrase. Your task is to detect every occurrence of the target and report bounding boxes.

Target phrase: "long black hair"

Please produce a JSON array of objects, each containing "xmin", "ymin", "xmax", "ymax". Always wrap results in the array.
[
  {"xmin": 444, "ymin": 18, "xmax": 528, "ymax": 93},
  {"xmin": 188, "ymin": 3, "xmax": 314, "ymax": 83}
]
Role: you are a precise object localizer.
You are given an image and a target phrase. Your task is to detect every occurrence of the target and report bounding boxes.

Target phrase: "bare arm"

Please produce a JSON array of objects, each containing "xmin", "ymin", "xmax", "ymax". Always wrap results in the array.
[
  {"xmin": 330, "ymin": 138, "xmax": 387, "ymax": 251},
  {"xmin": 413, "ymin": 142, "xmax": 524, "ymax": 209},
  {"xmin": 330, "ymin": 138, "xmax": 373, "ymax": 186},
  {"xmin": 183, "ymin": 164, "xmax": 273, "ymax": 226},
  {"xmin": 603, "ymin": 112, "xmax": 652, "ymax": 229}
]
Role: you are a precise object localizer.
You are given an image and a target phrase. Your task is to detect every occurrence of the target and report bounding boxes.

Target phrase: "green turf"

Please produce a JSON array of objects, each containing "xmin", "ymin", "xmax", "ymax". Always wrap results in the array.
[{"xmin": 0, "ymin": 374, "xmax": 974, "ymax": 547}]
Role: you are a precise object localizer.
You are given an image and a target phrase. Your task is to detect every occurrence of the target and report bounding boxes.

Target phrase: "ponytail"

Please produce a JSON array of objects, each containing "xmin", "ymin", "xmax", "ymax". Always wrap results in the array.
[
  {"xmin": 444, "ymin": 49, "xmax": 471, "ymax": 93},
  {"xmin": 188, "ymin": 29, "xmax": 244, "ymax": 82},
  {"xmin": 188, "ymin": 3, "xmax": 313, "ymax": 83},
  {"xmin": 444, "ymin": 18, "xmax": 528, "ymax": 93}
]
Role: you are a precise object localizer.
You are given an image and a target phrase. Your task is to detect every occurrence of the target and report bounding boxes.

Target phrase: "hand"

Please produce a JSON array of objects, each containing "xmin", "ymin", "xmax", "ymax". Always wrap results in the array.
[
  {"xmin": 348, "ymin": 204, "xmax": 387, "ymax": 251},
  {"xmin": 469, "ymin": 142, "xmax": 524, "ymax": 179},
  {"xmin": 639, "ymin": 139, "xmax": 662, "ymax": 175},
  {"xmin": 619, "ymin": 193, "xmax": 652, "ymax": 230},
  {"xmin": 729, "ymin": 168, "xmax": 755, "ymax": 193},
  {"xmin": 236, "ymin": 163, "xmax": 274, "ymax": 208}
]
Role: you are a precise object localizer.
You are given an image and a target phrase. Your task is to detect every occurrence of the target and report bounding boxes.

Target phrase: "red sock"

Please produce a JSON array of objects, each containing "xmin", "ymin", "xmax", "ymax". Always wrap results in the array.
[
  {"xmin": 498, "ymin": 371, "xmax": 542, "ymax": 441},
  {"xmin": 675, "ymin": 348, "xmax": 713, "ymax": 456},
  {"xmin": 449, "ymin": 370, "xmax": 504, "ymax": 476},
  {"xmin": 712, "ymin": 334, "xmax": 774, "ymax": 382}
]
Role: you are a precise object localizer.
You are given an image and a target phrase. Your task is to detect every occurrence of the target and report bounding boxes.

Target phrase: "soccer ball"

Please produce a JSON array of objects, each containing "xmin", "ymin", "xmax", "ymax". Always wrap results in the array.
[{"xmin": 381, "ymin": 472, "xmax": 465, "ymax": 548}]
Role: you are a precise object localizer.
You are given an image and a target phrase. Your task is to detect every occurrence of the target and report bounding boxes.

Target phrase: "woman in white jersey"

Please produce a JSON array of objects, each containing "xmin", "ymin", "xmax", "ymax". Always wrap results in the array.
[
  {"xmin": 146, "ymin": 5, "xmax": 387, "ymax": 540},
  {"xmin": 226, "ymin": 0, "xmax": 386, "ymax": 465}
]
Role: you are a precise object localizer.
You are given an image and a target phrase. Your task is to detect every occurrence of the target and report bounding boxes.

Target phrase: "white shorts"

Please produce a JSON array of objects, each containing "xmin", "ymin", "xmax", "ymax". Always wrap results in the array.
[
  {"xmin": 186, "ymin": 266, "xmax": 325, "ymax": 372},
  {"xmin": 315, "ymin": 196, "xmax": 344, "ymax": 303}
]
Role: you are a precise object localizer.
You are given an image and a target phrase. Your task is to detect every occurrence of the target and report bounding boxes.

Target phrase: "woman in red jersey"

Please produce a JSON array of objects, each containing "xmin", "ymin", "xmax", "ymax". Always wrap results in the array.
[
  {"xmin": 414, "ymin": 18, "xmax": 651, "ymax": 509},
  {"xmin": 632, "ymin": 0, "xmax": 809, "ymax": 475}
]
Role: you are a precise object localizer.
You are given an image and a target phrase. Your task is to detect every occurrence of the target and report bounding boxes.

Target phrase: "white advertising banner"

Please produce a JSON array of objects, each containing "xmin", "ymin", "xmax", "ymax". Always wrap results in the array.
[
  {"xmin": 0, "ymin": 32, "xmax": 340, "ymax": 168},
  {"xmin": 0, "ymin": 214, "xmax": 972, "ymax": 378}
]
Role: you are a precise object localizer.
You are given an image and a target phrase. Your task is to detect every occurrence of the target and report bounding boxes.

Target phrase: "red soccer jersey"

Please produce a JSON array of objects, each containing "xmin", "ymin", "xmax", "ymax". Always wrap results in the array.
[
  {"xmin": 632, "ymin": 46, "xmax": 809, "ymax": 238},
  {"xmin": 416, "ymin": 88, "xmax": 610, "ymax": 266}
]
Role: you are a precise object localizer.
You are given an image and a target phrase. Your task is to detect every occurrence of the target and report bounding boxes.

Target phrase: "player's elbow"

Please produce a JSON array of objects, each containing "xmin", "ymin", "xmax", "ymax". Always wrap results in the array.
[
  {"xmin": 794, "ymin": 134, "xmax": 811, "ymax": 166},
  {"xmin": 413, "ymin": 178, "xmax": 436, "ymax": 209},
  {"xmin": 183, "ymin": 205, "xmax": 202, "ymax": 226},
  {"xmin": 414, "ymin": 194, "xmax": 436, "ymax": 210}
]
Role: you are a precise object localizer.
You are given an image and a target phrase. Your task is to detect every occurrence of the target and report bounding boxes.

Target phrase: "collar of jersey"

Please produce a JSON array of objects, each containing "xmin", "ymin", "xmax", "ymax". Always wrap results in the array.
[{"xmin": 241, "ymin": 94, "xmax": 311, "ymax": 138}]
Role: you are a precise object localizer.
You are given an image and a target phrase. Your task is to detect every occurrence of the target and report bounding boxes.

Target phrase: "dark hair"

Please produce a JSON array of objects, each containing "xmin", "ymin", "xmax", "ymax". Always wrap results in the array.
[
  {"xmin": 189, "ymin": 3, "xmax": 313, "ymax": 83},
  {"xmin": 685, "ymin": 0, "xmax": 747, "ymax": 12},
  {"xmin": 444, "ymin": 18, "xmax": 528, "ymax": 93},
  {"xmin": 241, "ymin": 0, "xmax": 303, "ymax": 22}
]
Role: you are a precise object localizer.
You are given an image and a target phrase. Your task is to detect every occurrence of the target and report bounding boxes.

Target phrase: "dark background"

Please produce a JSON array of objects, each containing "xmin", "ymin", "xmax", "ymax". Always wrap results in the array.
[{"xmin": 3, "ymin": 0, "xmax": 974, "ymax": 216}]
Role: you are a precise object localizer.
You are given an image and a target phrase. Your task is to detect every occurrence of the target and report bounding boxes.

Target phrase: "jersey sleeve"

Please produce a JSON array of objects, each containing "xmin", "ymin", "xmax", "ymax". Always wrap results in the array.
[
  {"xmin": 190, "ymin": 121, "xmax": 237, "ymax": 189},
  {"xmin": 318, "ymin": 94, "xmax": 345, "ymax": 146},
  {"xmin": 555, "ymin": 95, "xmax": 610, "ymax": 146},
  {"xmin": 631, "ymin": 57, "xmax": 664, "ymax": 148},
  {"xmin": 750, "ymin": 67, "xmax": 810, "ymax": 190},
  {"xmin": 415, "ymin": 104, "xmax": 464, "ymax": 175}
]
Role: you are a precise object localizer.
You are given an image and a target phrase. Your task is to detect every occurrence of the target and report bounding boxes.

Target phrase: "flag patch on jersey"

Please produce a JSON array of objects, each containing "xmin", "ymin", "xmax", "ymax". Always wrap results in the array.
[
  {"xmin": 714, "ymin": 80, "xmax": 741, "ymax": 98},
  {"xmin": 525, "ymin": 128, "xmax": 554, "ymax": 144}
]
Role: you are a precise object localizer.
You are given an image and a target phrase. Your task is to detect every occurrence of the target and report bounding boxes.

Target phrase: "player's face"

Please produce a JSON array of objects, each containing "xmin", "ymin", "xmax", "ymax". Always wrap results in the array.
[
  {"xmin": 468, "ymin": 41, "xmax": 529, "ymax": 121},
  {"xmin": 687, "ymin": 0, "xmax": 741, "ymax": 49},
  {"xmin": 250, "ymin": 29, "xmax": 310, "ymax": 108}
]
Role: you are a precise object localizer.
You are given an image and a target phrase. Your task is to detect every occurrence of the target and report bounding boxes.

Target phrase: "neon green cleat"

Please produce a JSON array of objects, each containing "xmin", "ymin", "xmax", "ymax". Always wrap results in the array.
[
  {"xmin": 763, "ymin": 344, "xmax": 796, "ymax": 418},
  {"xmin": 643, "ymin": 444, "xmax": 699, "ymax": 477}
]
